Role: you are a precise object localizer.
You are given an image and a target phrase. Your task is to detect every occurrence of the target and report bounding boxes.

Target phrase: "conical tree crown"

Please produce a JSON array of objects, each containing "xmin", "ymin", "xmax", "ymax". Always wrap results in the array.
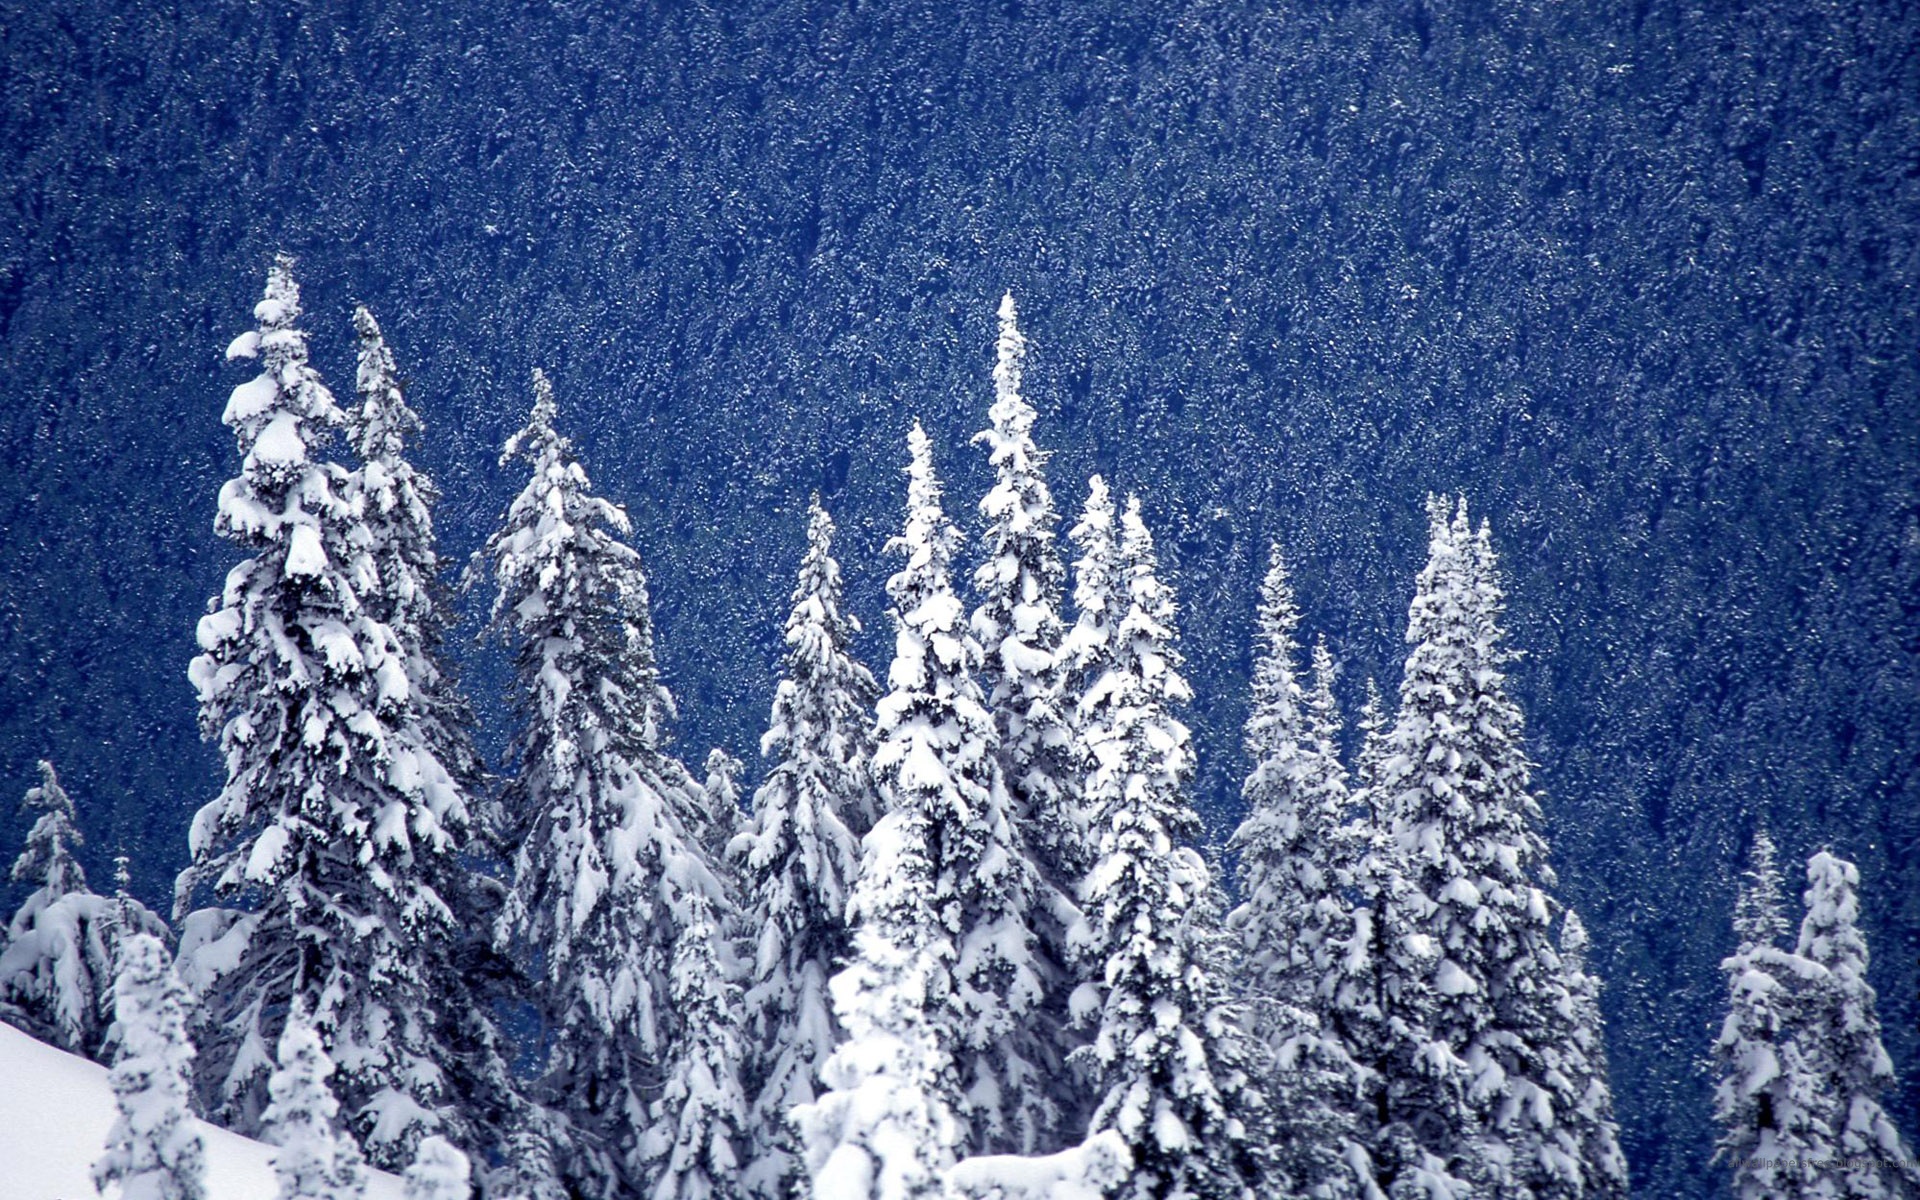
[{"xmin": 10, "ymin": 759, "xmax": 86, "ymax": 904}]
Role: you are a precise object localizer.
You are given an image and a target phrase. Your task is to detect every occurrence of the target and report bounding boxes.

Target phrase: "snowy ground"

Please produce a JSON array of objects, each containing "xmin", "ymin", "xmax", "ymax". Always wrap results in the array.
[{"xmin": 0, "ymin": 1021, "xmax": 405, "ymax": 1200}]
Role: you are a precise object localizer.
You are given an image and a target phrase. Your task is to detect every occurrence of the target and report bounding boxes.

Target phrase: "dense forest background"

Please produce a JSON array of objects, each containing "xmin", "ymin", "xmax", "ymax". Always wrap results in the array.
[{"xmin": 1, "ymin": 1, "xmax": 1915, "ymax": 1194}]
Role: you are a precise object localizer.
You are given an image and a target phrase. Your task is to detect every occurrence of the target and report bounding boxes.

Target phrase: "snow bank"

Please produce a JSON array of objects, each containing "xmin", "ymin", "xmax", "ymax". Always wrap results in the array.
[{"xmin": 0, "ymin": 1021, "xmax": 404, "ymax": 1200}]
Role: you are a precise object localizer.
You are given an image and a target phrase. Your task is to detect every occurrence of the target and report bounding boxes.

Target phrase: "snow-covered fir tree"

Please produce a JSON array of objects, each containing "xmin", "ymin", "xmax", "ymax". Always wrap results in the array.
[
  {"xmin": 2, "ymin": 759, "xmax": 162, "ymax": 1056},
  {"xmin": 348, "ymin": 305, "xmax": 483, "ymax": 794},
  {"xmin": 265, "ymin": 1005, "xmax": 369, "ymax": 1200},
  {"xmin": 1369, "ymin": 495, "xmax": 1592, "ymax": 1199},
  {"xmin": 792, "ymin": 764, "xmax": 962, "ymax": 1200},
  {"xmin": 864, "ymin": 421, "xmax": 1053, "ymax": 1155},
  {"xmin": 1226, "ymin": 549, "xmax": 1377, "ymax": 1199},
  {"xmin": 403, "ymin": 1137, "xmax": 473, "ymax": 1200},
  {"xmin": 728, "ymin": 498, "xmax": 880, "ymax": 1200},
  {"xmin": 1228, "ymin": 548, "xmax": 1354, "ymax": 1016},
  {"xmin": 92, "ymin": 932, "xmax": 207, "ymax": 1200},
  {"xmin": 644, "ymin": 891, "xmax": 750, "ymax": 1200},
  {"xmin": 481, "ymin": 366, "xmax": 726, "ymax": 1200},
  {"xmin": 969, "ymin": 296, "xmax": 1084, "ymax": 1088},
  {"xmin": 178, "ymin": 257, "xmax": 478, "ymax": 1166},
  {"xmin": 1714, "ymin": 829, "xmax": 1826, "ymax": 1200},
  {"xmin": 1790, "ymin": 852, "xmax": 1920, "ymax": 1200},
  {"xmin": 1555, "ymin": 911, "xmax": 1630, "ymax": 1200},
  {"xmin": 1070, "ymin": 493, "xmax": 1269, "ymax": 1200},
  {"xmin": 348, "ymin": 301, "xmax": 518, "ymax": 1167}
]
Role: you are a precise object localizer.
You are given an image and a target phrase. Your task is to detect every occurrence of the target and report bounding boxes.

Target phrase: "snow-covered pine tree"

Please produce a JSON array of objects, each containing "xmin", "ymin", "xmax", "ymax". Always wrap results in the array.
[
  {"xmin": 481, "ymin": 367, "xmax": 726, "ymax": 1200},
  {"xmin": 347, "ymin": 302, "xmax": 520, "ymax": 1168},
  {"xmin": 348, "ymin": 305, "xmax": 483, "ymax": 794},
  {"xmin": 178, "ymin": 257, "xmax": 477, "ymax": 1166},
  {"xmin": 1555, "ymin": 912, "xmax": 1630, "ymax": 1200},
  {"xmin": 791, "ymin": 756, "xmax": 961, "ymax": 1200},
  {"xmin": 2, "ymin": 759, "xmax": 162, "ymax": 1056},
  {"xmin": 1225, "ymin": 548, "xmax": 1377, "ymax": 1199},
  {"xmin": 1228, "ymin": 547, "xmax": 1353, "ymax": 1016},
  {"xmin": 1070, "ymin": 493, "xmax": 1269, "ymax": 1200},
  {"xmin": 863, "ymin": 421, "xmax": 1053, "ymax": 1155},
  {"xmin": 1714, "ymin": 831, "xmax": 1832, "ymax": 1200},
  {"xmin": 403, "ymin": 1137, "xmax": 473, "ymax": 1200},
  {"xmin": 644, "ymin": 890, "xmax": 749, "ymax": 1200},
  {"xmin": 728, "ymin": 498, "xmax": 880, "ymax": 1200},
  {"xmin": 1370, "ymin": 495, "xmax": 1582, "ymax": 1199},
  {"xmin": 92, "ymin": 933, "xmax": 207, "ymax": 1200},
  {"xmin": 1791, "ymin": 852, "xmax": 1920, "ymax": 1200},
  {"xmin": 266, "ymin": 1005, "xmax": 369, "ymax": 1200},
  {"xmin": 969, "ymin": 298, "xmax": 1083, "ymax": 1095}
]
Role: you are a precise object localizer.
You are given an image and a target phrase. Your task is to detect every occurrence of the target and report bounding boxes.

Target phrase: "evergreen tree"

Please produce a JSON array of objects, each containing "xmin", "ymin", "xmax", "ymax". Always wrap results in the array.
[
  {"xmin": 348, "ymin": 302, "xmax": 515, "ymax": 1169},
  {"xmin": 791, "ymin": 770, "xmax": 961, "ymax": 1200},
  {"xmin": 265, "ymin": 1005, "xmax": 368, "ymax": 1200},
  {"xmin": 1226, "ymin": 550, "xmax": 1377, "ymax": 1199},
  {"xmin": 179, "ymin": 257, "xmax": 476, "ymax": 1165},
  {"xmin": 1555, "ymin": 912, "xmax": 1630, "ymax": 1200},
  {"xmin": 1370, "ymin": 495, "xmax": 1584, "ymax": 1199},
  {"xmin": 348, "ymin": 305, "xmax": 482, "ymax": 793},
  {"xmin": 644, "ymin": 891, "xmax": 750, "ymax": 1200},
  {"xmin": 865, "ymin": 421, "xmax": 1053, "ymax": 1155},
  {"xmin": 1228, "ymin": 547, "xmax": 1353, "ymax": 1017},
  {"xmin": 970, "ymin": 291, "xmax": 1084, "ymax": 1014},
  {"xmin": 1791, "ymin": 852, "xmax": 1920, "ymax": 1200},
  {"xmin": 481, "ymin": 367, "xmax": 725, "ymax": 1200},
  {"xmin": 92, "ymin": 933, "xmax": 208, "ymax": 1200},
  {"xmin": 1070, "ymin": 493, "xmax": 1268, "ymax": 1200},
  {"xmin": 403, "ymin": 1137, "xmax": 473, "ymax": 1200},
  {"xmin": 728, "ymin": 498, "xmax": 879, "ymax": 1200},
  {"xmin": 1714, "ymin": 832, "xmax": 1832, "ymax": 1200},
  {"xmin": 2, "ymin": 760, "xmax": 163, "ymax": 1056}
]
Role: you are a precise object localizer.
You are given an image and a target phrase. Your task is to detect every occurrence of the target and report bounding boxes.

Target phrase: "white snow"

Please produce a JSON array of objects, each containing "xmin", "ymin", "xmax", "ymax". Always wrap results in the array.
[{"xmin": 0, "ymin": 1022, "xmax": 404, "ymax": 1200}]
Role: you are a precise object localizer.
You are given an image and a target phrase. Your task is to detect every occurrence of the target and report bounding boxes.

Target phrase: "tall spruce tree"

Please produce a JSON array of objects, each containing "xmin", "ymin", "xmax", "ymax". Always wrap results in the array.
[
  {"xmin": 729, "ymin": 499, "xmax": 880, "ymax": 1199},
  {"xmin": 863, "ymin": 421, "xmax": 1053, "ymax": 1155},
  {"xmin": 1714, "ymin": 829, "xmax": 1830, "ymax": 1200},
  {"xmin": 348, "ymin": 306, "xmax": 482, "ymax": 793},
  {"xmin": 1791, "ymin": 852, "xmax": 1920, "ymax": 1200},
  {"xmin": 3, "ymin": 759, "xmax": 163, "ymax": 1056},
  {"xmin": 970, "ymin": 294, "xmax": 1084, "ymax": 914},
  {"xmin": 481, "ymin": 367, "xmax": 725, "ymax": 1200},
  {"xmin": 1226, "ymin": 549, "xmax": 1377, "ymax": 1199},
  {"xmin": 1370, "ymin": 495, "xmax": 1591, "ymax": 1199},
  {"xmin": 347, "ymin": 302, "xmax": 514, "ymax": 1164},
  {"xmin": 179, "ymin": 258, "xmax": 475, "ymax": 1164},
  {"xmin": 92, "ymin": 933, "xmax": 208, "ymax": 1200},
  {"xmin": 1070, "ymin": 493, "xmax": 1269, "ymax": 1200},
  {"xmin": 968, "ymin": 294, "xmax": 1084, "ymax": 1149}
]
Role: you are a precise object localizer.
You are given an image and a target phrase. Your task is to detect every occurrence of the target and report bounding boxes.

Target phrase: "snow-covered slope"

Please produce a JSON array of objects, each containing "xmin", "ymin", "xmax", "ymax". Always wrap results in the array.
[{"xmin": 0, "ymin": 1021, "xmax": 405, "ymax": 1200}]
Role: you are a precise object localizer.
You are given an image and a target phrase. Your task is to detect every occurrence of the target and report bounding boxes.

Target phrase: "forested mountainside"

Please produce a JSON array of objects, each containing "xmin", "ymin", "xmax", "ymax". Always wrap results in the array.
[{"xmin": 2, "ymin": 2, "xmax": 1915, "ymax": 1193}]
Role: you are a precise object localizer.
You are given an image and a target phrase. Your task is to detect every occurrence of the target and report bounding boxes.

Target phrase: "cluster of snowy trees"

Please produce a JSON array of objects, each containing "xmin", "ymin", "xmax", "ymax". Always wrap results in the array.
[
  {"xmin": 0, "ymin": 259, "xmax": 1912, "ymax": 1200},
  {"xmin": 1712, "ymin": 832, "xmax": 1920, "ymax": 1200}
]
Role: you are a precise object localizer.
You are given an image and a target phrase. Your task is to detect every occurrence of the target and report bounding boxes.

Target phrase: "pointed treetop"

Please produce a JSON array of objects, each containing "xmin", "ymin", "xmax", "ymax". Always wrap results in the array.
[
  {"xmin": 503, "ymin": 367, "xmax": 565, "ymax": 470},
  {"xmin": 350, "ymin": 305, "xmax": 424, "ymax": 466},
  {"xmin": 1246, "ymin": 544, "xmax": 1305, "ymax": 762},
  {"xmin": 1306, "ymin": 636, "xmax": 1342, "ymax": 749},
  {"xmin": 993, "ymin": 291, "xmax": 1028, "ymax": 415},
  {"xmin": 1732, "ymin": 827, "xmax": 1790, "ymax": 957},
  {"xmin": 12, "ymin": 759, "xmax": 86, "ymax": 897}
]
